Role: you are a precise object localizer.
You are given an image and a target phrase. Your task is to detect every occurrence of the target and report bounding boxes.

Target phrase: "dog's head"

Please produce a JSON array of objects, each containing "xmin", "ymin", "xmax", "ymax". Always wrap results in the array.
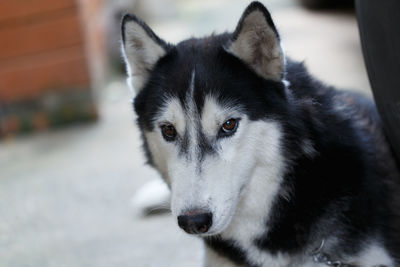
[{"xmin": 121, "ymin": 1, "xmax": 288, "ymax": 236}]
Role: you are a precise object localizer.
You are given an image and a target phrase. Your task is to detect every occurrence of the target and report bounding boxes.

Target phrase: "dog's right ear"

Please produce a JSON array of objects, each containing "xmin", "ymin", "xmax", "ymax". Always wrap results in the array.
[{"xmin": 121, "ymin": 14, "xmax": 168, "ymax": 93}]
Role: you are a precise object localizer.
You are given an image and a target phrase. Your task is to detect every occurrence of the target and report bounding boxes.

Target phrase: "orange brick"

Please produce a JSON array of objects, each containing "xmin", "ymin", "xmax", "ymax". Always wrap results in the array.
[
  {"xmin": 0, "ymin": 0, "xmax": 76, "ymax": 23},
  {"xmin": 0, "ymin": 13, "xmax": 84, "ymax": 60},
  {"xmin": 0, "ymin": 46, "xmax": 90, "ymax": 102}
]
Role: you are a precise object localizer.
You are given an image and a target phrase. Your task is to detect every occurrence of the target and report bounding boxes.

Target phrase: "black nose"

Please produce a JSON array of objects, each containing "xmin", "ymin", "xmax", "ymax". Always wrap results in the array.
[{"xmin": 177, "ymin": 211, "xmax": 212, "ymax": 234}]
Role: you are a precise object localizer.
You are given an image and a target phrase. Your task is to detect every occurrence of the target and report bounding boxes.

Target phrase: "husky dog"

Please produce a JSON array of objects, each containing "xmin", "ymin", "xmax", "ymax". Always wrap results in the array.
[{"xmin": 121, "ymin": 2, "xmax": 400, "ymax": 266}]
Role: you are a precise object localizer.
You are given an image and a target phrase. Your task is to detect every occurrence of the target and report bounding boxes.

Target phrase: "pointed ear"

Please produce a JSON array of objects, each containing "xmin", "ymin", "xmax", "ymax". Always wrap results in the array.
[
  {"xmin": 121, "ymin": 14, "xmax": 168, "ymax": 92},
  {"xmin": 227, "ymin": 2, "xmax": 285, "ymax": 81}
]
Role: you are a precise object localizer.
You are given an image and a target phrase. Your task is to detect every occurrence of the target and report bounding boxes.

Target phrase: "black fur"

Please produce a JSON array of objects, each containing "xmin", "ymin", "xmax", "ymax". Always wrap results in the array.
[
  {"xmin": 121, "ymin": 13, "xmax": 169, "ymax": 51},
  {"xmin": 123, "ymin": 1, "xmax": 400, "ymax": 265}
]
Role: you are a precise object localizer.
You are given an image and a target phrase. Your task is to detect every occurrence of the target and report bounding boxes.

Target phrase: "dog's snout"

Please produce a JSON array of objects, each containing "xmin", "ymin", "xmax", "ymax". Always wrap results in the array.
[{"xmin": 177, "ymin": 211, "xmax": 212, "ymax": 234}]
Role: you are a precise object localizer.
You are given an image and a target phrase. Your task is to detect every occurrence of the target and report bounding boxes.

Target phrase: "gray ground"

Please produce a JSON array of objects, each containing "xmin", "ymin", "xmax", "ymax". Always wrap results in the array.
[{"xmin": 0, "ymin": 0, "xmax": 370, "ymax": 266}]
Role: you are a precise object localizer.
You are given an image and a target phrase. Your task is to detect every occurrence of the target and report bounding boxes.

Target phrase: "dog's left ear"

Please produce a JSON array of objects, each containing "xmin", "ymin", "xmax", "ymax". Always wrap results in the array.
[{"xmin": 227, "ymin": 1, "xmax": 285, "ymax": 81}]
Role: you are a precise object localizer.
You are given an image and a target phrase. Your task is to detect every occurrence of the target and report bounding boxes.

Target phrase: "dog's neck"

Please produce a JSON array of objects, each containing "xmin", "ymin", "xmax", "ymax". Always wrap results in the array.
[{"xmin": 208, "ymin": 164, "xmax": 291, "ymax": 266}]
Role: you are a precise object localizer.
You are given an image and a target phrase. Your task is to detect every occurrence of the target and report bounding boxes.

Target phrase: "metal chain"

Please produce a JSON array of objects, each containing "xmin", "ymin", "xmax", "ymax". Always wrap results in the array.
[{"xmin": 310, "ymin": 239, "xmax": 388, "ymax": 267}]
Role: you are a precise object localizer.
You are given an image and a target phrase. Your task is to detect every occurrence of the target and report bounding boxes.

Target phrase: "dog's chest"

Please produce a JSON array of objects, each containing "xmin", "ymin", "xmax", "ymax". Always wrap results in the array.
[
  {"xmin": 211, "ymin": 230, "xmax": 316, "ymax": 267},
  {"xmin": 217, "ymin": 214, "xmax": 295, "ymax": 267},
  {"xmin": 214, "ymin": 165, "xmax": 296, "ymax": 266},
  {"xmin": 214, "ymin": 228, "xmax": 395, "ymax": 267},
  {"xmin": 207, "ymin": 229, "xmax": 329, "ymax": 267}
]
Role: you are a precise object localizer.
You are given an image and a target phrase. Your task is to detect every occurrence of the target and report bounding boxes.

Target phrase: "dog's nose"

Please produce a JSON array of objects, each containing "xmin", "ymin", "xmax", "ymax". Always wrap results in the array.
[{"xmin": 177, "ymin": 211, "xmax": 212, "ymax": 234}]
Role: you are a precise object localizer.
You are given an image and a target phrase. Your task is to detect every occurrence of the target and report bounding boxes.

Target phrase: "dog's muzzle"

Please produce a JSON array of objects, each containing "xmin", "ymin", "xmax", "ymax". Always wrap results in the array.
[{"xmin": 177, "ymin": 210, "xmax": 212, "ymax": 234}]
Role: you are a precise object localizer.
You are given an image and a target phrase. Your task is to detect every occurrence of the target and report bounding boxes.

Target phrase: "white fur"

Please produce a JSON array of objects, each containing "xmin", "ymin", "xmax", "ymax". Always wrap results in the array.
[
  {"xmin": 144, "ymin": 98, "xmax": 186, "ymax": 182},
  {"xmin": 201, "ymin": 96, "xmax": 244, "ymax": 137},
  {"xmin": 217, "ymin": 119, "xmax": 290, "ymax": 267},
  {"xmin": 184, "ymin": 70, "xmax": 199, "ymax": 163},
  {"xmin": 204, "ymin": 246, "xmax": 246, "ymax": 267},
  {"xmin": 352, "ymin": 242, "xmax": 395, "ymax": 267},
  {"xmin": 156, "ymin": 98, "xmax": 187, "ymax": 135},
  {"xmin": 174, "ymin": 96, "xmax": 285, "ymax": 236}
]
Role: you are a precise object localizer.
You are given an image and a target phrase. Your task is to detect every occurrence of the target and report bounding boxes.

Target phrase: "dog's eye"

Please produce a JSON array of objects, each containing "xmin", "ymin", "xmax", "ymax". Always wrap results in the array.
[
  {"xmin": 161, "ymin": 124, "xmax": 177, "ymax": 141},
  {"xmin": 219, "ymin": 118, "xmax": 239, "ymax": 137},
  {"xmin": 222, "ymin": 119, "xmax": 237, "ymax": 131}
]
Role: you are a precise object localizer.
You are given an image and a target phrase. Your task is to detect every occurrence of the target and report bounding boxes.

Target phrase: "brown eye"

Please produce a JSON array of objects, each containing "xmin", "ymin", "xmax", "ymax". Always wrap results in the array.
[
  {"xmin": 161, "ymin": 124, "xmax": 177, "ymax": 141},
  {"xmin": 220, "ymin": 118, "xmax": 239, "ymax": 137},
  {"xmin": 222, "ymin": 119, "xmax": 237, "ymax": 131}
]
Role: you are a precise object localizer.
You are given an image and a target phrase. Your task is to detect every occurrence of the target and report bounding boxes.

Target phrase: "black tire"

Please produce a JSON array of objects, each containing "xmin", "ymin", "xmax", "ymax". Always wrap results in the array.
[
  {"xmin": 356, "ymin": 0, "xmax": 400, "ymax": 164},
  {"xmin": 299, "ymin": 0, "xmax": 352, "ymax": 9},
  {"xmin": 299, "ymin": 0, "xmax": 330, "ymax": 8}
]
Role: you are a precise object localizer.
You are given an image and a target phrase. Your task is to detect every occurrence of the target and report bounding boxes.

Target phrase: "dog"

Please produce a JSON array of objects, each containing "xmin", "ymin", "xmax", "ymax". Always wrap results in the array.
[{"xmin": 121, "ymin": 2, "xmax": 400, "ymax": 266}]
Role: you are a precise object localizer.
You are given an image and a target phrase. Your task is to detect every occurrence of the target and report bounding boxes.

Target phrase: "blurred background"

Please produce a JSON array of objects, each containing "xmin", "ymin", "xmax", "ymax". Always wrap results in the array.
[{"xmin": 0, "ymin": 0, "xmax": 370, "ymax": 266}]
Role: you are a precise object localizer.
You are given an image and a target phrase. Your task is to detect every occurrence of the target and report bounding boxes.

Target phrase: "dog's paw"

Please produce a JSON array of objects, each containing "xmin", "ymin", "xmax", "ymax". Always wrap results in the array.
[{"xmin": 130, "ymin": 179, "xmax": 171, "ymax": 216}]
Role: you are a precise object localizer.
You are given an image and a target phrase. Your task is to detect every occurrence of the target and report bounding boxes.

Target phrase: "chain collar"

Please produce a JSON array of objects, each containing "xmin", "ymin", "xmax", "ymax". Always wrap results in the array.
[
  {"xmin": 310, "ymin": 239, "xmax": 388, "ymax": 267},
  {"xmin": 311, "ymin": 239, "xmax": 356, "ymax": 267}
]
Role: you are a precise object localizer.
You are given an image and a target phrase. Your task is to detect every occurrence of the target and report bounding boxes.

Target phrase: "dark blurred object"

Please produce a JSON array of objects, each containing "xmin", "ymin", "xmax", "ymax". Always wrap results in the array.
[
  {"xmin": 0, "ymin": 0, "xmax": 97, "ymax": 138},
  {"xmin": 356, "ymin": 0, "xmax": 400, "ymax": 164},
  {"xmin": 299, "ymin": 0, "xmax": 353, "ymax": 9},
  {"xmin": 103, "ymin": 0, "xmax": 141, "ymax": 74},
  {"xmin": 103, "ymin": 0, "xmax": 177, "ymax": 75}
]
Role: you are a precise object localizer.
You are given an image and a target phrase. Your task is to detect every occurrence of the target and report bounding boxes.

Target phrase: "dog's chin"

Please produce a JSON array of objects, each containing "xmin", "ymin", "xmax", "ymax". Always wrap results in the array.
[{"xmin": 194, "ymin": 226, "xmax": 228, "ymax": 237}]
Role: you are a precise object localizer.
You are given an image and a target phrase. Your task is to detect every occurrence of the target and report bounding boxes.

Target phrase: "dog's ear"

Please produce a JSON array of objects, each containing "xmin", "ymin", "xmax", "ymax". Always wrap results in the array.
[
  {"xmin": 227, "ymin": 1, "xmax": 285, "ymax": 81},
  {"xmin": 121, "ymin": 14, "xmax": 168, "ymax": 93}
]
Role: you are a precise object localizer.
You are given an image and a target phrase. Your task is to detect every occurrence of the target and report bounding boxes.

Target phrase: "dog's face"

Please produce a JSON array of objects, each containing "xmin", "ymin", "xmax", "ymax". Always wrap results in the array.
[{"xmin": 122, "ymin": 2, "xmax": 287, "ymax": 236}]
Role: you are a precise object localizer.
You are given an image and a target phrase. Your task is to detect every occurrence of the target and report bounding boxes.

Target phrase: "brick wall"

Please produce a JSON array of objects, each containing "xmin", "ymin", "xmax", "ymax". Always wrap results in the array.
[{"xmin": 0, "ymin": 0, "xmax": 97, "ymax": 137}]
